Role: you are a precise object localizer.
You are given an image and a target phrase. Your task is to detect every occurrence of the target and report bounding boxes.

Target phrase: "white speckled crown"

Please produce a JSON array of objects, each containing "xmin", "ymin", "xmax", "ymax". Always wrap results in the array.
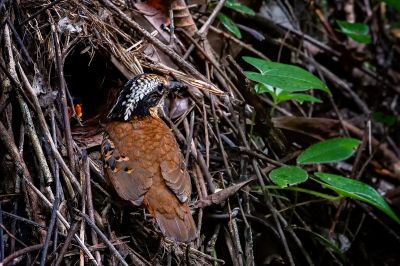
[{"xmin": 107, "ymin": 74, "xmax": 165, "ymax": 121}]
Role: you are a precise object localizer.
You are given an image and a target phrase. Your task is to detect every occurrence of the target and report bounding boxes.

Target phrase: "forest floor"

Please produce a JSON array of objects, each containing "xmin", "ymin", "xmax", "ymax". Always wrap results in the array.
[{"xmin": 0, "ymin": 0, "xmax": 400, "ymax": 265}]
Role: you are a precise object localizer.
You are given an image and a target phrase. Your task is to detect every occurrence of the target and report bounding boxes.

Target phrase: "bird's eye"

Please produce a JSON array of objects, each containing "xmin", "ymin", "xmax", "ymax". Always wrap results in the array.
[
  {"xmin": 157, "ymin": 85, "xmax": 164, "ymax": 93},
  {"xmin": 149, "ymin": 92, "xmax": 161, "ymax": 101}
]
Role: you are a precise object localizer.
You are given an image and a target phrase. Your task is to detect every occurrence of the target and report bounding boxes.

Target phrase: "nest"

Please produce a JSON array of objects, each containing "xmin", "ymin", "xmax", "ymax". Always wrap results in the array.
[{"xmin": 0, "ymin": 0, "xmax": 399, "ymax": 265}]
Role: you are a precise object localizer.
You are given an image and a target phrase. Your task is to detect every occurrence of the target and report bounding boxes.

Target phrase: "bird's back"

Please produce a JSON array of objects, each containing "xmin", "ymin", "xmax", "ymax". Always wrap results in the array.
[{"xmin": 102, "ymin": 116, "xmax": 196, "ymax": 242}]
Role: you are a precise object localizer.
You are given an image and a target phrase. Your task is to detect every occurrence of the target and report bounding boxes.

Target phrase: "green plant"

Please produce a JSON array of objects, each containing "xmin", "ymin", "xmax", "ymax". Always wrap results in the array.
[
  {"xmin": 217, "ymin": 0, "xmax": 255, "ymax": 39},
  {"xmin": 372, "ymin": 111, "xmax": 398, "ymax": 127},
  {"xmin": 217, "ymin": 13, "xmax": 242, "ymax": 39},
  {"xmin": 242, "ymin": 56, "xmax": 399, "ymax": 224},
  {"xmin": 243, "ymin": 56, "xmax": 330, "ymax": 114},
  {"xmin": 268, "ymin": 137, "xmax": 400, "ymax": 224},
  {"xmin": 336, "ymin": 20, "xmax": 372, "ymax": 44}
]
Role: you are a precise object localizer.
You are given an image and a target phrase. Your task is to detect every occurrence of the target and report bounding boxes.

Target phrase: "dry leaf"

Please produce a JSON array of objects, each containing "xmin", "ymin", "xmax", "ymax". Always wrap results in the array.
[{"xmin": 194, "ymin": 179, "xmax": 254, "ymax": 208}]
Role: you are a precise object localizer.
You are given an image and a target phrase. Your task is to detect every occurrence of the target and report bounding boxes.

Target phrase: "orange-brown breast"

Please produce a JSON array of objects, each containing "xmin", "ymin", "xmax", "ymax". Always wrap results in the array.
[{"xmin": 102, "ymin": 116, "xmax": 196, "ymax": 242}]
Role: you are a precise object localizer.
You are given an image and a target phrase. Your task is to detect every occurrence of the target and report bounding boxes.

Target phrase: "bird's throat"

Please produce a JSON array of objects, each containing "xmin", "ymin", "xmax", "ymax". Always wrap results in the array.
[{"xmin": 149, "ymin": 107, "xmax": 159, "ymax": 119}]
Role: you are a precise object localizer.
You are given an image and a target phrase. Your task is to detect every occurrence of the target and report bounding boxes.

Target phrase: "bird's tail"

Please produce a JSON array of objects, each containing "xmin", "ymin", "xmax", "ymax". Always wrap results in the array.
[{"xmin": 153, "ymin": 203, "xmax": 197, "ymax": 243}]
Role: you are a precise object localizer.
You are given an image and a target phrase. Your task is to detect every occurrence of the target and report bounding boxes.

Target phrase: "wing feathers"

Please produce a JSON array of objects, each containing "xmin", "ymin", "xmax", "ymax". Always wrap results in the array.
[
  {"xmin": 153, "ymin": 205, "xmax": 196, "ymax": 243},
  {"xmin": 160, "ymin": 161, "xmax": 191, "ymax": 203},
  {"xmin": 102, "ymin": 118, "xmax": 196, "ymax": 242},
  {"xmin": 102, "ymin": 135, "xmax": 152, "ymax": 206}
]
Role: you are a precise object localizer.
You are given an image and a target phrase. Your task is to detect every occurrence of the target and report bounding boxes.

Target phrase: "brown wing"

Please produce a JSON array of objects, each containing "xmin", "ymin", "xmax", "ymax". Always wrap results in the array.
[
  {"xmin": 159, "ymin": 130, "xmax": 191, "ymax": 203},
  {"xmin": 103, "ymin": 117, "xmax": 196, "ymax": 242},
  {"xmin": 102, "ymin": 130, "xmax": 152, "ymax": 206}
]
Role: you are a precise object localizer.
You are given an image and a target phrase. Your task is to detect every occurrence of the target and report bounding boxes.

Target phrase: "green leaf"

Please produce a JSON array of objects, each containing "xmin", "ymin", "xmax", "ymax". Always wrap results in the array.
[
  {"xmin": 245, "ymin": 71, "xmax": 323, "ymax": 92},
  {"xmin": 218, "ymin": 13, "xmax": 242, "ymax": 39},
  {"xmin": 314, "ymin": 172, "xmax": 400, "ymax": 224},
  {"xmin": 269, "ymin": 166, "xmax": 308, "ymax": 188},
  {"xmin": 372, "ymin": 112, "xmax": 398, "ymax": 126},
  {"xmin": 297, "ymin": 138, "xmax": 361, "ymax": 165},
  {"xmin": 345, "ymin": 33, "xmax": 371, "ymax": 44},
  {"xmin": 385, "ymin": 0, "xmax": 400, "ymax": 13},
  {"xmin": 254, "ymin": 83, "xmax": 273, "ymax": 94},
  {"xmin": 263, "ymin": 185, "xmax": 341, "ymax": 201},
  {"xmin": 225, "ymin": 0, "xmax": 255, "ymax": 15},
  {"xmin": 336, "ymin": 20, "xmax": 371, "ymax": 44},
  {"xmin": 255, "ymin": 84, "xmax": 322, "ymax": 105},
  {"xmin": 243, "ymin": 56, "xmax": 330, "ymax": 93},
  {"xmin": 277, "ymin": 92, "xmax": 322, "ymax": 104}
]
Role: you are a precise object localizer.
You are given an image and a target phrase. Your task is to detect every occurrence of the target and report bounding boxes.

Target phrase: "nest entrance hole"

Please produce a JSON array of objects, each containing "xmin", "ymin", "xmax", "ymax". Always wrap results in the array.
[{"xmin": 64, "ymin": 46, "xmax": 124, "ymax": 121}]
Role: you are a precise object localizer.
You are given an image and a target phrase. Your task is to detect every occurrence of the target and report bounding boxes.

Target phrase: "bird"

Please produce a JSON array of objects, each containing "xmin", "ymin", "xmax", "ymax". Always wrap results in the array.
[{"xmin": 101, "ymin": 73, "xmax": 197, "ymax": 242}]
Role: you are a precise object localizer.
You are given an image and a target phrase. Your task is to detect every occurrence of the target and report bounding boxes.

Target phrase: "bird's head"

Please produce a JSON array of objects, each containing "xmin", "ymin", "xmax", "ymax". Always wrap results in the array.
[{"xmin": 107, "ymin": 74, "xmax": 186, "ymax": 121}]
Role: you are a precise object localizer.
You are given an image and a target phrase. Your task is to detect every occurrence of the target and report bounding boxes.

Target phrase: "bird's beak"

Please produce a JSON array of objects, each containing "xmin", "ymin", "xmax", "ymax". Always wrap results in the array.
[
  {"xmin": 168, "ymin": 80, "xmax": 187, "ymax": 92},
  {"xmin": 168, "ymin": 79, "xmax": 224, "ymax": 96}
]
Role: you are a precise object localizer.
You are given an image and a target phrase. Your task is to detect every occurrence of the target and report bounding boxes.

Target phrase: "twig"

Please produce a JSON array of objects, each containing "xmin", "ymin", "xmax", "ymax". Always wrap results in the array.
[
  {"xmin": 4, "ymin": 24, "xmax": 54, "ymax": 185},
  {"xmin": 83, "ymin": 151, "xmax": 102, "ymax": 265},
  {"xmin": 17, "ymin": 93, "xmax": 54, "ymax": 184},
  {"xmin": 80, "ymin": 157, "xmax": 87, "ymax": 266},
  {"xmin": 196, "ymin": 146, "xmax": 216, "ymax": 193},
  {"xmin": 351, "ymin": 120, "xmax": 370, "ymax": 178},
  {"xmin": 223, "ymin": 227, "xmax": 240, "ymax": 266},
  {"xmin": 194, "ymin": 0, "xmax": 226, "ymax": 61},
  {"xmin": 210, "ymin": 95, "xmax": 232, "ymax": 179},
  {"xmin": 2, "ymin": 211, "xmax": 46, "ymax": 229},
  {"xmin": 50, "ymin": 16, "xmax": 77, "ymax": 174},
  {"xmin": 18, "ymin": 0, "xmax": 63, "ymax": 26},
  {"xmin": 272, "ymin": 19, "xmax": 341, "ymax": 57},
  {"xmin": 356, "ymin": 136, "xmax": 386, "ymax": 180},
  {"xmin": 0, "ymin": 109, "xmax": 94, "ymax": 264},
  {"xmin": 21, "ymin": 175, "xmax": 99, "ymax": 265},
  {"xmin": 190, "ymin": 244, "xmax": 225, "ymax": 264},
  {"xmin": 184, "ymin": 111, "xmax": 195, "ymax": 166},
  {"xmin": 354, "ymin": 201, "xmax": 400, "ymax": 244},
  {"xmin": 2, "ymin": 242, "xmax": 52, "ymax": 266},
  {"xmin": 54, "ymin": 220, "xmax": 80, "ymax": 266},
  {"xmin": 0, "ymin": 203, "xmax": 4, "ymax": 261},
  {"xmin": 228, "ymin": 216, "xmax": 244, "ymax": 265},
  {"xmin": 275, "ymin": 209, "xmax": 315, "ymax": 266},
  {"xmin": 49, "ymin": 108, "xmax": 62, "ymax": 255},
  {"xmin": 16, "ymin": 62, "xmax": 82, "ymax": 194},
  {"xmin": 198, "ymin": 0, "xmax": 225, "ymax": 38},
  {"xmin": 252, "ymin": 161, "xmax": 295, "ymax": 266},
  {"xmin": 80, "ymin": 212, "xmax": 141, "ymax": 266},
  {"xmin": 176, "ymin": 27, "xmax": 243, "ymax": 100},
  {"xmin": 202, "ymin": 99, "xmax": 210, "ymax": 167},
  {"xmin": 199, "ymin": 18, "xmax": 269, "ymax": 60},
  {"xmin": 0, "ymin": 223, "xmax": 28, "ymax": 249},
  {"xmin": 194, "ymin": 164, "xmax": 209, "ymax": 198},
  {"xmin": 100, "ymin": 0, "xmax": 209, "ymax": 82},
  {"xmin": 236, "ymin": 147, "xmax": 283, "ymax": 167},
  {"xmin": 39, "ymin": 187, "xmax": 59, "ymax": 266},
  {"xmin": 6, "ymin": 19, "xmax": 34, "ymax": 65},
  {"xmin": 0, "ymin": 121, "xmax": 47, "ymax": 240},
  {"xmin": 8, "ymin": 202, "xmax": 20, "ymax": 259}
]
